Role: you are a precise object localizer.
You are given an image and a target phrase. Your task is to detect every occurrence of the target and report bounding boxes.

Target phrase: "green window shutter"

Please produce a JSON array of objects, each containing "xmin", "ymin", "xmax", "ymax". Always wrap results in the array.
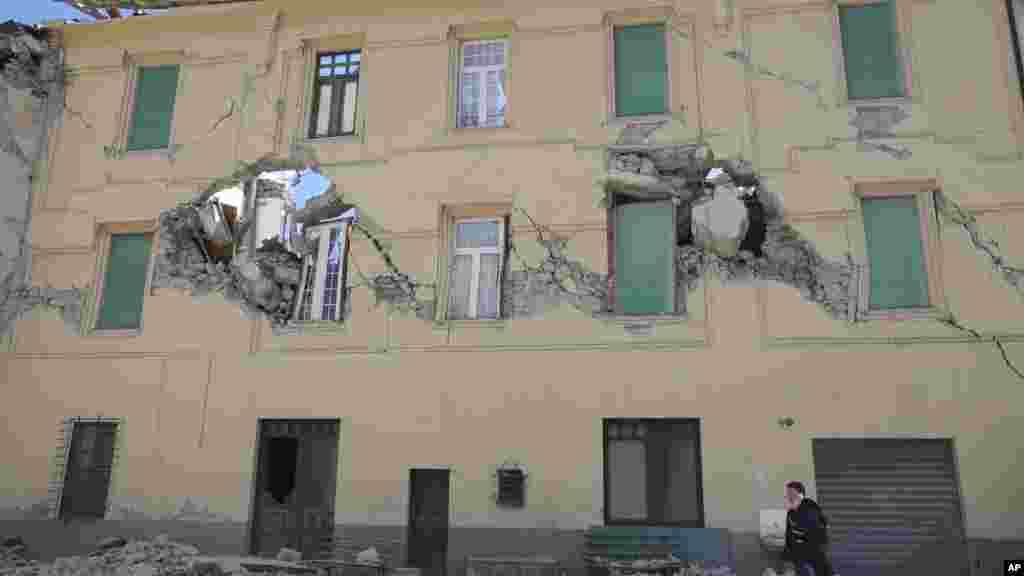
[
  {"xmin": 97, "ymin": 234, "xmax": 153, "ymax": 330},
  {"xmin": 127, "ymin": 65, "xmax": 179, "ymax": 151},
  {"xmin": 862, "ymin": 196, "xmax": 929, "ymax": 310},
  {"xmin": 614, "ymin": 24, "xmax": 668, "ymax": 116},
  {"xmin": 615, "ymin": 201, "xmax": 675, "ymax": 315},
  {"xmin": 839, "ymin": 1, "xmax": 905, "ymax": 100}
]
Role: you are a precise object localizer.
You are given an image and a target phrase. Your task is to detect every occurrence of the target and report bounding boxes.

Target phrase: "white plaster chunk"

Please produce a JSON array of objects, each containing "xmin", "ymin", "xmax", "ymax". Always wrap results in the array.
[{"xmin": 691, "ymin": 184, "xmax": 749, "ymax": 258}]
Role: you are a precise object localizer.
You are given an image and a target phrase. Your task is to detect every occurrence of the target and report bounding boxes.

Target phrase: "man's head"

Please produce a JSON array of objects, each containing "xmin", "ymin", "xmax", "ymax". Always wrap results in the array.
[{"xmin": 784, "ymin": 481, "xmax": 806, "ymax": 510}]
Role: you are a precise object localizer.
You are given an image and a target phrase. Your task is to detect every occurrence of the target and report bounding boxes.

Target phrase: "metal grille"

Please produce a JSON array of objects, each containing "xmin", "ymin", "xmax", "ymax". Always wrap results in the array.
[{"xmin": 812, "ymin": 438, "xmax": 968, "ymax": 576}]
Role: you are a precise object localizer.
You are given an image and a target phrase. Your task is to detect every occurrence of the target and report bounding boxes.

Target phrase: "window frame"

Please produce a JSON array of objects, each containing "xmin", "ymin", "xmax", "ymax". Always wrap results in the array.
[
  {"xmin": 456, "ymin": 38, "xmax": 509, "ymax": 129},
  {"xmin": 434, "ymin": 202, "xmax": 513, "ymax": 324},
  {"xmin": 449, "ymin": 217, "xmax": 505, "ymax": 320},
  {"xmin": 291, "ymin": 219, "xmax": 352, "ymax": 323},
  {"xmin": 608, "ymin": 196, "xmax": 680, "ymax": 317},
  {"xmin": 831, "ymin": 0, "xmax": 915, "ymax": 106},
  {"xmin": 604, "ymin": 6, "xmax": 679, "ymax": 123},
  {"xmin": 602, "ymin": 417, "xmax": 705, "ymax": 528},
  {"xmin": 308, "ymin": 49, "xmax": 362, "ymax": 140},
  {"xmin": 118, "ymin": 51, "xmax": 185, "ymax": 155},
  {"xmin": 299, "ymin": 34, "xmax": 367, "ymax": 144},
  {"xmin": 88, "ymin": 221, "xmax": 158, "ymax": 337},
  {"xmin": 851, "ymin": 179, "xmax": 946, "ymax": 321}
]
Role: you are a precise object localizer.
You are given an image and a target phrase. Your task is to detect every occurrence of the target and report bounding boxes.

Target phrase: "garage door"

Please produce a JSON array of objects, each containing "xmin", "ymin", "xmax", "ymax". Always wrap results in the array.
[{"xmin": 812, "ymin": 438, "xmax": 968, "ymax": 576}]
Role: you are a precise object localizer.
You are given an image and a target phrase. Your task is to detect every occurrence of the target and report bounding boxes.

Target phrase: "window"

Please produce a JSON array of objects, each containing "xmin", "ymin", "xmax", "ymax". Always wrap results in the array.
[
  {"xmin": 292, "ymin": 215, "xmax": 354, "ymax": 322},
  {"xmin": 458, "ymin": 40, "xmax": 507, "ymax": 128},
  {"xmin": 837, "ymin": 1, "xmax": 906, "ymax": 101},
  {"xmin": 604, "ymin": 418, "xmax": 703, "ymax": 526},
  {"xmin": 126, "ymin": 65, "xmax": 179, "ymax": 151},
  {"xmin": 309, "ymin": 50, "xmax": 361, "ymax": 139},
  {"xmin": 613, "ymin": 200, "xmax": 677, "ymax": 315},
  {"xmin": 861, "ymin": 195, "xmax": 931, "ymax": 310},
  {"xmin": 496, "ymin": 468, "xmax": 526, "ymax": 508},
  {"xmin": 59, "ymin": 420, "xmax": 118, "ymax": 521},
  {"xmin": 613, "ymin": 24, "xmax": 668, "ymax": 117},
  {"xmin": 448, "ymin": 219, "xmax": 504, "ymax": 319},
  {"xmin": 96, "ymin": 232, "xmax": 154, "ymax": 331}
]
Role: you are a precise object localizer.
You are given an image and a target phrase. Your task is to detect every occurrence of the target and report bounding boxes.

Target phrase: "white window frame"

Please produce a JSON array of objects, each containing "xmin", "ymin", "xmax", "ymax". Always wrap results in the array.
[
  {"xmin": 457, "ymin": 39, "xmax": 508, "ymax": 129},
  {"xmin": 451, "ymin": 217, "xmax": 504, "ymax": 319},
  {"xmin": 292, "ymin": 220, "xmax": 351, "ymax": 322}
]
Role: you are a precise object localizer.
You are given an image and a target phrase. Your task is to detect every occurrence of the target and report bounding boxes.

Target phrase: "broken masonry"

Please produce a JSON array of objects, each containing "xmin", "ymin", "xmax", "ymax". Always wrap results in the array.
[{"xmin": 600, "ymin": 125, "xmax": 859, "ymax": 321}]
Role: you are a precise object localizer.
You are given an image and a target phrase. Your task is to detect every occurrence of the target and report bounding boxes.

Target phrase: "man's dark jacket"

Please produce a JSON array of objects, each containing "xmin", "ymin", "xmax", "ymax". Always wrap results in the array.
[{"xmin": 783, "ymin": 498, "xmax": 832, "ymax": 575}]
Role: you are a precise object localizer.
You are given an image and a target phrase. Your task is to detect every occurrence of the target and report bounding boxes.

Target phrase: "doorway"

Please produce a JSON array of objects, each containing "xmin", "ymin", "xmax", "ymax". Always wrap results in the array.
[
  {"xmin": 406, "ymin": 468, "xmax": 450, "ymax": 576},
  {"xmin": 250, "ymin": 419, "xmax": 340, "ymax": 560}
]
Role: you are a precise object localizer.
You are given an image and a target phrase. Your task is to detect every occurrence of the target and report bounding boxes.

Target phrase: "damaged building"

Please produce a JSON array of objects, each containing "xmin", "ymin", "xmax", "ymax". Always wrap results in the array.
[{"xmin": 2, "ymin": 1, "xmax": 1024, "ymax": 576}]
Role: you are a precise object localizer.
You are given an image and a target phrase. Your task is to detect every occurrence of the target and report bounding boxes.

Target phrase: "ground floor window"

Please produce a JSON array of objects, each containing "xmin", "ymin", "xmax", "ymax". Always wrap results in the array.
[{"xmin": 603, "ymin": 418, "xmax": 704, "ymax": 526}]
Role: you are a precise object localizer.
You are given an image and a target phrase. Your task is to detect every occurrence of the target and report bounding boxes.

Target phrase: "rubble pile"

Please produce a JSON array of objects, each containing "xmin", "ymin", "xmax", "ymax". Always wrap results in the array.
[
  {"xmin": 0, "ymin": 21, "xmax": 57, "ymax": 98},
  {"xmin": 603, "ymin": 131, "xmax": 858, "ymax": 321},
  {"xmin": 154, "ymin": 198, "xmax": 305, "ymax": 326},
  {"xmin": 0, "ymin": 535, "xmax": 325, "ymax": 576}
]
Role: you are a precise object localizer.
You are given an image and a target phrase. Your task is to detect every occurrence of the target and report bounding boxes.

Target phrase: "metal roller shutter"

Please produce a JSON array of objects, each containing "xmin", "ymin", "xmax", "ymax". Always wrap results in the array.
[{"xmin": 812, "ymin": 438, "xmax": 968, "ymax": 576}]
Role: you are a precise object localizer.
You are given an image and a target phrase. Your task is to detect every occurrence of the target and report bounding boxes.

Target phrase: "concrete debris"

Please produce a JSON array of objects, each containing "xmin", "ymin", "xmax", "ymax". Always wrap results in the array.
[
  {"xmin": 0, "ymin": 22, "xmax": 59, "ymax": 97},
  {"xmin": 154, "ymin": 196, "xmax": 308, "ymax": 326},
  {"xmin": 604, "ymin": 139, "xmax": 862, "ymax": 321},
  {"xmin": 353, "ymin": 548, "xmax": 381, "ymax": 566},
  {"xmin": 691, "ymin": 183, "xmax": 750, "ymax": 259},
  {"xmin": 274, "ymin": 549, "xmax": 301, "ymax": 563},
  {"xmin": 0, "ymin": 534, "xmax": 326, "ymax": 576}
]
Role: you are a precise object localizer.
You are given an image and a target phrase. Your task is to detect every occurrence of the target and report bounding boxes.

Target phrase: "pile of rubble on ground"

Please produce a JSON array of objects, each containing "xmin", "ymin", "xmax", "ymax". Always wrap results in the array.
[
  {"xmin": 0, "ymin": 535, "xmax": 323, "ymax": 576},
  {"xmin": 586, "ymin": 555, "xmax": 738, "ymax": 576}
]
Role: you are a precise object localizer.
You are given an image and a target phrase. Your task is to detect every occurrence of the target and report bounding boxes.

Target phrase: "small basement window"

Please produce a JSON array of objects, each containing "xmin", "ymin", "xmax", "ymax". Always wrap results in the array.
[{"xmin": 496, "ymin": 467, "xmax": 526, "ymax": 508}]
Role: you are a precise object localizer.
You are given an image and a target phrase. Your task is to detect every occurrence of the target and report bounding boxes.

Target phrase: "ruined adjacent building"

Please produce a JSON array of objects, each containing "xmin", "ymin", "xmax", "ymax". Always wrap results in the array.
[{"xmin": 2, "ymin": 1, "xmax": 1024, "ymax": 575}]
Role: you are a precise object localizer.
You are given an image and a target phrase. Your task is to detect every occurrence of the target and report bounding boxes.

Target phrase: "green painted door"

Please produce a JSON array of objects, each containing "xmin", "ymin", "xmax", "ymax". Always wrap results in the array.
[{"xmin": 615, "ymin": 201, "xmax": 675, "ymax": 315}]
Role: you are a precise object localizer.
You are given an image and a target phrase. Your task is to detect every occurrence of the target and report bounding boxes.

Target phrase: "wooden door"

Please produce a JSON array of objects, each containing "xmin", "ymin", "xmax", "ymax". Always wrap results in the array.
[
  {"xmin": 251, "ymin": 420, "xmax": 339, "ymax": 560},
  {"xmin": 406, "ymin": 468, "xmax": 450, "ymax": 576}
]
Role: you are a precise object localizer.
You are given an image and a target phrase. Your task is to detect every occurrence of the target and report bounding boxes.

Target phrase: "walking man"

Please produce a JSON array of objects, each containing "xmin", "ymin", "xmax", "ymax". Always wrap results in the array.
[{"xmin": 781, "ymin": 481, "xmax": 833, "ymax": 576}]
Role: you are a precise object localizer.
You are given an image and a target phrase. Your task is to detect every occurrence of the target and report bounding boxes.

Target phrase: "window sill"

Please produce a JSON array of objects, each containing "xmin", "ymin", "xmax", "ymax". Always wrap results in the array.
[
  {"xmin": 605, "ymin": 113, "xmax": 673, "ymax": 128},
  {"xmin": 121, "ymin": 146, "xmax": 171, "ymax": 158},
  {"xmin": 86, "ymin": 328, "xmax": 143, "ymax": 338},
  {"xmin": 446, "ymin": 318, "xmax": 508, "ymax": 330},
  {"xmin": 844, "ymin": 96, "xmax": 913, "ymax": 109},
  {"xmin": 273, "ymin": 320, "xmax": 349, "ymax": 336},
  {"xmin": 861, "ymin": 306, "xmax": 945, "ymax": 322},
  {"xmin": 595, "ymin": 313, "xmax": 688, "ymax": 326},
  {"xmin": 303, "ymin": 134, "xmax": 361, "ymax": 145},
  {"xmin": 450, "ymin": 124, "xmax": 512, "ymax": 136}
]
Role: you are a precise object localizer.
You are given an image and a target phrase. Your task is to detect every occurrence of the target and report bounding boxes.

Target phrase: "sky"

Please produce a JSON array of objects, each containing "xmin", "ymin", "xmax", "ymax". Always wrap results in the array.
[{"xmin": 1, "ymin": 1, "xmax": 97, "ymax": 25}]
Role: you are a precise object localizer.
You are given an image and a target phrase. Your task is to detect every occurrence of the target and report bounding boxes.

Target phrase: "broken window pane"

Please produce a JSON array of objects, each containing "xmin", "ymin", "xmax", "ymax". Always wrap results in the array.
[
  {"xmin": 477, "ymin": 253, "xmax": 500, "ymax": 318},
  {"xmin": 449, "ymin": 254, "xmax": 473, "ymax": 319},
  {"xmin": 456, "ymin": 221, "xmax": 499, "ymax": 249},
  {"xmin": 265, "ymin": 436, "xmax": 299, "ymax": 505},
  {"xmin": 320, "ymin": 228, "xmax": 342, "ymax": 321},
  {"xmin": 298, "ymin": 246, "xmax": 318, "ymax": 321},
  {"xmin": 608, "ymin": 440, "xmax": 647, "ymax": 520}
]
